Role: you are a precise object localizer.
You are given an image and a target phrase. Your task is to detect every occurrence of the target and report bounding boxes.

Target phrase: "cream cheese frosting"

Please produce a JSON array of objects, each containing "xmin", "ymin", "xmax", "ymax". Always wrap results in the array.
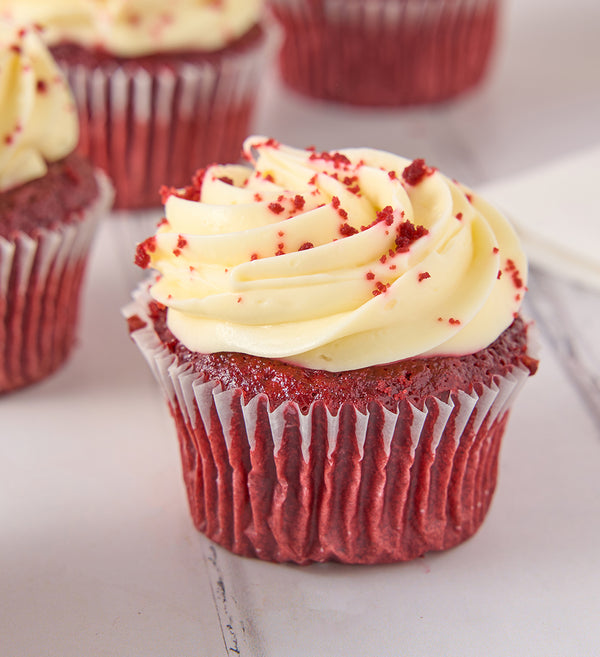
[
  {"xmin": 0, "ymin": 0, "xmax": 264, "ymax": 57},
  {"xmin": 0, "ymin": 23, "xmax": 78, "ymax": 192},
  {"xmin": 138, "ymin": 137, "xmax": 527, "ymax": 372}
]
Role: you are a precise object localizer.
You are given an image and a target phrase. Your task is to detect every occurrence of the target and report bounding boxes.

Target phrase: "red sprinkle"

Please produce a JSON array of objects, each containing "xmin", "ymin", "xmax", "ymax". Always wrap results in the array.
[
  {"xmin": 309, "ymin": 150, "xmax": 352, "ymax": 169},
  {"xmin": 293, "ymin": 195, "xmax": 306, "ymax": 210},
  {"xmin": 449, "ymin": 318, "xmax": 461, "ymax": 325},
  {"xmin": 218, "ymin": 176, "xmax": 234, "ymax": 185},
  {"xmin": 455, "ymin": 212, "xmax": 463, "ymax": 221},
  {"xmin": 340, "ymin": 223, "xmax": 358, "ymax": 237},
  {"xmin": 299, "ymin": 242, "xmax": 314, "ymax": 251},
  {"xmin": 388, "ymin": 170, "xmax": 398, "ymax": 180},
  {"xmin": 418, "ymin": 272, "xmax": 431, "ymax": 282},
  {"xmin": 36, "ymin": 79, "xmax": 47, "ymax": 94},
  {"xmin": 134, "ymin": 236, "xmax": 157, "ymax": 269},
  {"xmin": 395, "ymin": 221, "xmax": 429, "ymax": 252},
  {"xmin": 366, "ymin": 272, "xmax": 375, "ymax": 280},
  {"xmin": 493, "ymin": 247, "xmax": 499, "ymax": 254},
  {"xmin": 402, "ymin": 159, "xmax": 432, "ymax": 186},
  {"xmin": 268, "ymin": 202, "xmax": 285, "ymax": 215},
  {"xmin": 373, "ymin": 281, "xmax": 390, "ymax": 296},
  {"xmin": 250, "ymin": 253, "xmax": 259, "ymax": 261},
  {"xmin": 177, "ymin": 235, "xmax": 187, "ymax": 249}
]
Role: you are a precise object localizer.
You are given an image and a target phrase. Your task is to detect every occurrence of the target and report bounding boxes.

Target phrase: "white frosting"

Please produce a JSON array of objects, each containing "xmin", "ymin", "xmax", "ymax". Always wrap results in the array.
[
  {"xmin": 0, "ymin": 0, "xmax": 264, "ymax": 57},
  {"xmin": 0, "ymin": 23, "xmax": 78, "ymax": 192},
  {"xmin": 140, "ymin": 137, "xmax": 527, "ymax": 372}
]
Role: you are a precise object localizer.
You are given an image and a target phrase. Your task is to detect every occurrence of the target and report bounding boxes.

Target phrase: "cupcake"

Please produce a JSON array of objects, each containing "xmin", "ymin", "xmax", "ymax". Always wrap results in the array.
[
  {"xmin": 268, "ymin": 0, "xmax": 500, "ymax": 106},
  {"xmin": 124, "ymin": 137, "xmax": 537, "ymax": 564},
  {"xmin": 0, "ymin": 24, "xmax": 112, "ymax": 394},
  {"xmin": 1, "ymin": 1, "xmax": 274, "ymax": 209}
]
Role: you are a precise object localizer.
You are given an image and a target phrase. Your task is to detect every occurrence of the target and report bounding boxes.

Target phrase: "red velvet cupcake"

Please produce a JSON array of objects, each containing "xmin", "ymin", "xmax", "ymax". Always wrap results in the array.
[
  {"xmin": 4, "ymin": 2, "xmax": 275, "ymax": 209},
  {"xmin": 125, "ymin": 137, "xmax": 537, "ymax": 564},
  {"xmin": 0, "ymin": 25, "xmax": 113, "ymax": 394},
  {"xmin": 269, "ymin": 0, "xmax": 500, "ymax": 106}
]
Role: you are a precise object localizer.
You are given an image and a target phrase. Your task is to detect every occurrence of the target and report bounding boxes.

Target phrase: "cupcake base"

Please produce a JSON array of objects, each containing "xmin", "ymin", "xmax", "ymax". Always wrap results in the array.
[
  {"xmin": 0, "ymin": 171, "xmax": 113, "ymax": 394},
  {"xmin": 52, "ymin": 24, "xmax": 275, "ymax": 209},
  {"xmin": 271, "ymin": 0, "xmax": 499, "ymax": 106},
  {"xmin": 125, "ymin": 283, "xmax": 532, "ymax": 564}
]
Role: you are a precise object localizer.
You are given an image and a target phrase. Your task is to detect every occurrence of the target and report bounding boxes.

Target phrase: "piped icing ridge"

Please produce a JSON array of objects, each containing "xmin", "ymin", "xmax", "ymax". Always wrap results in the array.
[
  {"xmin": 0, "ymin": 22, "xmax": 78, "ymax": 192},
  {"xmin": 137, "ymin": 137, "xmax": 527, "ymax": 372},
  {"xmin": 0, "ymin": 0, "xmax": 264, "ymax": 57}
]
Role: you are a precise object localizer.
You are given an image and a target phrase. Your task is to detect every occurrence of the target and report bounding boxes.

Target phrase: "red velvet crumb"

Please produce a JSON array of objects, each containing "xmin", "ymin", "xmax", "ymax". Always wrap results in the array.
[
  {"xmin": 340, "ymin": 223, "xmax": 358, "ymax": 237},
  {"xmin": 395, "ymin": 221, "xmax": 429, "ymax": 252},
  {"xmin": 135, "ymin": 236, "xmax": 157, "ymax": 269},
  {"xmin": 402, "ymin": 159, "xmax": 432, "ymax": 186},
  {"xmin": 268, "ymin": 202, "xmax": 285, "ymax": 214}
]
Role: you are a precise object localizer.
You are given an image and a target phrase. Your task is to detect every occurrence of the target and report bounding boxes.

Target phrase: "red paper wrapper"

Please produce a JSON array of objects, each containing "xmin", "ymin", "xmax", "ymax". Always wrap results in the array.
[
  {"xmin": 269, "ymin": 0, "xmax": 500, "ymax": 106},
  {"xmin": 0, "ymin": 172, "xmax": 112, "ymax": 394},
  {"xmin": 53, "ymin": 25, "xmax": 277, "ymax": 210},
  {"xmin": 125, "ymin": 282, "xmax": 531, "ymax": 564}
]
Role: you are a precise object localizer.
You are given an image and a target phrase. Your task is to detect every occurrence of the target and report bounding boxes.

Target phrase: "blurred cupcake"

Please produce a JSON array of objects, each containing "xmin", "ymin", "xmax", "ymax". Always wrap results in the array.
[
  {"xmin": 0, "ymin": 23, "xmax": 112, "ymax": 394},
  {"xmin": 1, "ymin": 1, "xmax": 274, "ymax": 209},
  {"xmin": 268, "ymin": 0, "xmax": 500, "ymax": 106},
  {"xmin": 124, "ymin": 137, "xmax": 537, "ymax": 564}
]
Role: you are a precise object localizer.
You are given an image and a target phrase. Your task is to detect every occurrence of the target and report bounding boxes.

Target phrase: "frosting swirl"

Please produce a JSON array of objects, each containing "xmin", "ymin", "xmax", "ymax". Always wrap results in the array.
[
  {"xmin": 0, "ymin": 0, "xmax": 264, "ymax": 57},
  {"xmin": 137, "ymin": 137, "xmax": 527, "ymax": 372},
  {"xmin": 0, "ymin": 23, "xmax": 78, "ymax": 192}
]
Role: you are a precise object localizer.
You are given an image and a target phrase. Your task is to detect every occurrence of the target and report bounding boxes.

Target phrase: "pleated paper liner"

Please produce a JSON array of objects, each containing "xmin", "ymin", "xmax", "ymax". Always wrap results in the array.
[
  {"xmin": 125, "ymin": 282, "xmax": 530, "ymax": 564},
  {"xmin": 270, "ymin": 0, "xmax": 499, "ymax": 106},
  {"xmin": 0, "ymin": 172, "xmax": 113, "ymax": 394},
  {"xmin": 56, "ymin": 23, "xmax": 279, "ymax": 210}
]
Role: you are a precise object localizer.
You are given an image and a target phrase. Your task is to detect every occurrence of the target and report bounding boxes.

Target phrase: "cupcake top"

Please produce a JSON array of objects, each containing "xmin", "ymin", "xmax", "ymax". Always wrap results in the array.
[
  {"xmin": 0, "ymin": 0, "xmax": 265, "ymax": 57},
  {"xmin": 136, "ymin": 137, "xmax": 527, "ymax": 372},
  {"xmin": 0, "ymin": 22, "xmax": 78, "ymax": 192}
]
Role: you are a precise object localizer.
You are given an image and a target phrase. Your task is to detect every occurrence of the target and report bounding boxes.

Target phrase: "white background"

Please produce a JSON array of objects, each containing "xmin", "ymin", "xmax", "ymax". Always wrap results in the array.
[{"xmin": 2, "ymin": 0, "xmax": 600, "ymax": 654}]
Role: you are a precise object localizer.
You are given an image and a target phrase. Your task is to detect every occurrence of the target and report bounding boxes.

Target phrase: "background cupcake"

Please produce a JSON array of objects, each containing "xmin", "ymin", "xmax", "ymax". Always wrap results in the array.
[
  {"xmin": 268, "ymin": 0, "xmax": 500, "ymax": 106},
  {"xmin": 0, "ymin": 23, "xmax": 112, "ymax": 394},
  {"xmin": 0, "ymin": 0, "xmax": 275, "ymax": 209},
  {"xmin": 125, "ymin": 137, "xmax": 537, "ymax": 564}
]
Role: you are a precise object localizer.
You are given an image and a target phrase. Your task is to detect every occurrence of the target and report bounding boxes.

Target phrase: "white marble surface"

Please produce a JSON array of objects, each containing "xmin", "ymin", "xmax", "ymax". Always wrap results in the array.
[{"xmin": 2, "ymin": 0, "xmax": 600, "ymax": 654}]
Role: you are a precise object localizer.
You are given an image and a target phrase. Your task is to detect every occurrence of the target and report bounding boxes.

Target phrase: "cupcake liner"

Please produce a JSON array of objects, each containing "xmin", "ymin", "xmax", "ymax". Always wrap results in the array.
[
  {"xmin": 270, "ymin": 0, "xmax": 499, "ymax": 106},
  {"xmin": 0, "ymin": 172, "xmax": 113, "ymax": 394},
  {"xmin": 57, "ymin": 26, "xmax": 277, "ymax": 210},
  {"xmin": 125, "ymin": 282, "xmax": 530, "ymax": 564}
]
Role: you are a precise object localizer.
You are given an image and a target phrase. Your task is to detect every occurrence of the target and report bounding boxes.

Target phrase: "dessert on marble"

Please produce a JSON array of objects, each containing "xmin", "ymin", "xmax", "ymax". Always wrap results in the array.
[
  {"xmin": 0, "ymin": 23, "xmax": 112, "ymax": 394},
  {"xmin": 0, "ymin": 0, "xmax": 274, "ymax": 209},
  {"xmin": 269, "ymin": 0, "xmax": 500, "ymax": 106},
  {"xmin": 125, "ymin": 136, "xmax": 537, "ymax": 563}
]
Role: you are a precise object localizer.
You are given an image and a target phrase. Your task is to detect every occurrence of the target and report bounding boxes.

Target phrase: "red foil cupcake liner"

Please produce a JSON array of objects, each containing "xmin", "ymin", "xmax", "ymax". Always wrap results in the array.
[
  {"xmin": 270, "ymin": 0, "xmax": 500, "ymax": 106},
  {"xmin": 0, "ymin": 172, "xmax": 113, "ymax": 394},
  {"xmin": 56, "ymin": 28, "xmax": 277, "ymax": 210},
  {"xmin": 126, "ymin": 283, "xmax": 530, "ymax": 564}
]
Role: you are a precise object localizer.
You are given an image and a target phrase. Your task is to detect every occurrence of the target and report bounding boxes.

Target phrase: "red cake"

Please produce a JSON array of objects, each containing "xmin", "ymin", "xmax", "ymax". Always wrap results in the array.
[
  {"xmin": 128, "ymin": 297, "xmax": 536, "ymax": 563},
  {"xmin": 125, "ymin": 138, "xmax": 537, "ymax": 564},
  {"xmin": 269, "ymin": 0, "xmax": 500, "ymax": 106},
  {"xmin": 0, "ymin": 25, "xmax": 113, "ymax": 394},
  {"xmin": 51, "ymin": 24, "xmax": 273, "ymax": 209}
]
